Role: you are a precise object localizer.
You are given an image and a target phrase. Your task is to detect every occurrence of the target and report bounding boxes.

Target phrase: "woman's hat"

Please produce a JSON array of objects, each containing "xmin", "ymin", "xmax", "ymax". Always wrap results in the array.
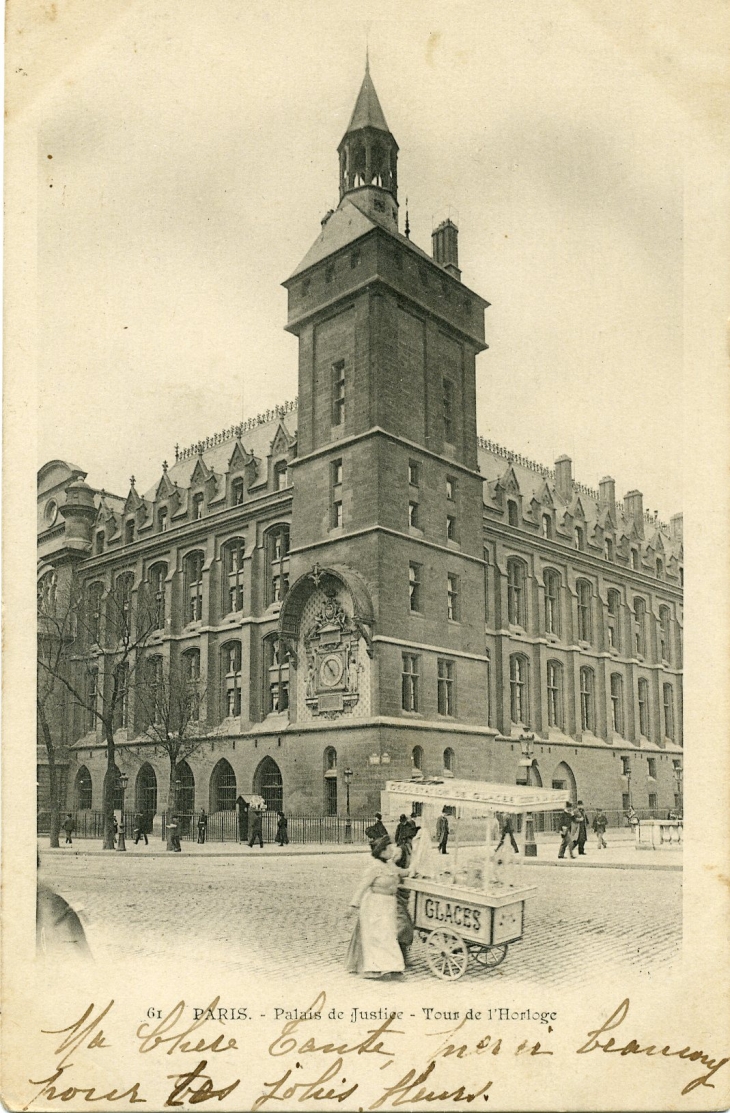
[{"xmin": 372, "ymin": 834, "xmax": 392, "ymax": 856}]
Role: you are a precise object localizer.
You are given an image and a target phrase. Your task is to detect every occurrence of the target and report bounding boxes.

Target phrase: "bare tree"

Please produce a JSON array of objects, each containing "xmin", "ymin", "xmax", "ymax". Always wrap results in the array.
[
  {"xmin": 37, "ymin": 573, "xmax": 73, "ymax": 847},
  {"xmin": 134, "ymin": 656, "xmax": 207, "ymax": 850},
  {"xmin": 37, "ymin": 572, "xmax": 157, "ymax": 850}
]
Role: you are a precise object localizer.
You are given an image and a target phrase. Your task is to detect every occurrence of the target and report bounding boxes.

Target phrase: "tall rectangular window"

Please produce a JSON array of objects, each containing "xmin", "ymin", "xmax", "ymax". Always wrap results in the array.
[
  {"xmin": 580, "ymin": 667, "xmax": 594, "ymax": 731},
  {"xmin": 87, "ymin": 669, "xmax": 98, "ymax": 732},
  {"xmin": 224, "ymin": 643, "xmax": 242, "ymax": 718},
  {"xmin": 447, "ymin": 574, "xmax": 460, "ymax": 621},
  {"xmin": 443, "ymin": 378, "xmax": 454, "ymax": 442},
  {"xmin": 408, "ymin": 460, "xmax": 420, "ymax": 487},
  {"xmin": 638, "ymin": 678, "xmax": 649, "ymax": 736},
  {"xmin": 446, "ymin": 514, "xmax": 457, "ymax": 541},
  {"xmin": 663, "ymin": 683, "xmax": 675, "ymax": 740},
  {"xmin": 610, "ymin": 673, "xmax": 624, "ymax": 734},
  {"xmin": 332, "ymin": 360, "xmax": 345, "ymax": 425},
  {"xmin": 577, "ymin": 580, "xmax": 592, "ymax": 642},
  {"xmin": 446, "ymin": 476, "xmax": 456, "ymax": 501},
  {"xmin": 331, "ymin": 458, "xmax": 343, "ymax": 528},
  {"xmin": 509, "ymin": 655, "xmax": 528, "ymax": 724},
  {"xmin": 546, "ymin": 660, "xmax": 561, "ymax": 728},
  {"xmin": 401, "ymin": 655, "xmax": 419, "ymax": 712},
  {"xmin": 544, "ymin": 571, "xmax": 560, "ymax": 636},
  {"xmin": 437, "ymin": 659, "xmax": 455, "ymax": 717},
  {"xmin": 607, "ymin": 589, "xmax": 620, "ymax": 650},
  {"xmin": 408, "ymin": 563, "xmax": 422, "ymax": 612},
  {"xmin": 225, "ymin": 541, "xmax": 245, "ymax": 614},
  {"xmin": 485, "ymin": 649, "xmax": 492, "ymax": 725},
  {"xmin": 408, "ymin": 501, "xmax": 419, "ymax": 528}
]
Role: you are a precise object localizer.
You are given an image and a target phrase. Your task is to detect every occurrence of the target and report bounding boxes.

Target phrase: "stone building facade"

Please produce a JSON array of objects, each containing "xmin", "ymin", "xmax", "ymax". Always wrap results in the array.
[{"xmin": 37, "ymin": 67, "xmax": 683, "ymax": 827}]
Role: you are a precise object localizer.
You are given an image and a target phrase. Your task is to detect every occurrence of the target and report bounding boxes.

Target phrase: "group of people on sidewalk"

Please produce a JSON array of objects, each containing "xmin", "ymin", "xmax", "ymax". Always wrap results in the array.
[{"xmin": 558, "ymin": 801, "xmax": 609, "ymax": 858}]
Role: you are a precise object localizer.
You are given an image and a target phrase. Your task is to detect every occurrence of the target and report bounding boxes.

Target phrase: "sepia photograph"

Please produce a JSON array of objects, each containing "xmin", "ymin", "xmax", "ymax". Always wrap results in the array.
[{"xmin": 4, "ymin": 1, "xmax": 730, "ymax": 1110}]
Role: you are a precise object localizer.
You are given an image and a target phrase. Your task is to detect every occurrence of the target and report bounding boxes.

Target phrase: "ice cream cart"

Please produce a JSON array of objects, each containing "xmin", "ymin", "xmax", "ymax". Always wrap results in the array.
[{"xmin": 381, "ymin": 778, "xmax": 565, "ymax": 979}]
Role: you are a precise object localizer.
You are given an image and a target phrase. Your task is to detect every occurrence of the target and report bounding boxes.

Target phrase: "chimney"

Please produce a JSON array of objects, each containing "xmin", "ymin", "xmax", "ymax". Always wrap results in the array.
[
  {"xmin": 554, "ymin": 455, "xmax": 573, "ymax": 503},
  {"xmin": 598, "ymin": 476, "xmax": 616, "ymax": 515},
  {"xmin": 431, "ymin": 218, "xmax": 461, "ymax": 281},
  {"xmin": 624, "ymin": 489, "xmax": 644, "ymax": 538},
  {"xmin": 670, "ymin": 513, "xmax": 683, "ymax": 542}
]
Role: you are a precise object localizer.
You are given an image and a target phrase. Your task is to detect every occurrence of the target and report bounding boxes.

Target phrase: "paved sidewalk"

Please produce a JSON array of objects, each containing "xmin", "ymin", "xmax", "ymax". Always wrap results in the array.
[{"xmin": 39, "ymin": 833, "xmax": 681, "ymax": 870}]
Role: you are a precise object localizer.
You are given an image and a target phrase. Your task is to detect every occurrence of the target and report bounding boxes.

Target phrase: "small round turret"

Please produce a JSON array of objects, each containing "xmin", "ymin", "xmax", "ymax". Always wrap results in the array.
[{"xmin": 59, "ymin": 478, "xmax": 97, "ymax": 552}]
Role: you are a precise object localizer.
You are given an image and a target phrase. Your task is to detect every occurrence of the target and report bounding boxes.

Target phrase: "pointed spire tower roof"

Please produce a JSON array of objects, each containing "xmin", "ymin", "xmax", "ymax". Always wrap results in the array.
[{"xmin": 342, "ymin": 57, "xmax": 391, "ymax": 138}]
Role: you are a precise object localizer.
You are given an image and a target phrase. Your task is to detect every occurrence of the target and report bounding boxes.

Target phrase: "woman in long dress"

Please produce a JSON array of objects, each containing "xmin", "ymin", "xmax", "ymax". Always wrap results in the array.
[{"xmin": 346, "ymin": 835, "xmax": 407, "ymax": 979}]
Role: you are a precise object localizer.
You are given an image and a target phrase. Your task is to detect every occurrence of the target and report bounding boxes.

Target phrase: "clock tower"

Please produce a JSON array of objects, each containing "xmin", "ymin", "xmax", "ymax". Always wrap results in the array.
[{"xmin": 280, "ymin": 64, "xmax": 491, "ymax": 810}]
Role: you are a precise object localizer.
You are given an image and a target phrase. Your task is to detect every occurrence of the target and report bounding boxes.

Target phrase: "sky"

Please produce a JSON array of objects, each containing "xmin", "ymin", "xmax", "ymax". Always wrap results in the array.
[{"xmin": 34, "ymin": 0, "xmax": 692, "ymax": 519}]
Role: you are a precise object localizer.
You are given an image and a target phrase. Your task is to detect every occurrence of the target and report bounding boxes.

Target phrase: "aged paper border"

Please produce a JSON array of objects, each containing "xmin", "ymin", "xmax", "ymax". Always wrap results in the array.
[{"xmin": 3, "ymin": 1, "xmax": 730, "ymax": 1110}]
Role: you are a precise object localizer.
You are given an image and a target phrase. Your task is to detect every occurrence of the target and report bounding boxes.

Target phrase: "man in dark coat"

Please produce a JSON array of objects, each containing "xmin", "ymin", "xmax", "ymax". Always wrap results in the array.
[
  {"xmin": 248, "ymin": 809, "xmax": 264, "ymax": 848},
  {"xmin": 574, "ymin": 801, "xmax": 589, "ymax": 855},
  {"xmin": 62, "ymin": 813, "xmax": 75, "ymax": 845},
  {"xmin": 495, "ymin": 813, "xmax": 519, "ymax": 854},
  {"xmin": 133, "ymin": 812, "xmax": 148, "ymax": 845},
  {"xmin": 557, "ymin": 802, "xmax": 576, "ymax": 859},
  {"xmin": 436, "ymin": 808, "xmax": 450, "ymax": 855},
  {"xmin": 197, "ymin": 809, "xmax": 208, "ymax": 844}
]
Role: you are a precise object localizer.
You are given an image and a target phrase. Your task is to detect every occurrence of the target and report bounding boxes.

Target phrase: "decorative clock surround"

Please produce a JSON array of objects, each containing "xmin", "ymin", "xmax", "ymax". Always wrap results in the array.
[{"xmin": 297, "ymin": 585, "xmax": 370, "ymax": 722}]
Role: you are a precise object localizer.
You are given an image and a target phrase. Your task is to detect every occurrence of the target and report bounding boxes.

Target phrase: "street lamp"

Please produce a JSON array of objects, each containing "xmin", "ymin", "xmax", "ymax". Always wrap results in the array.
[
  {"xmin": 518, "ymin": 732, "xmax": 537, "ymax": 857},
  {"xmin": 116, "ymin": 773, "xmax": 128, "ymax": 852},
  {"xmin": 343, "ymin": 768, "xmax": 353, "ymax": 844}
]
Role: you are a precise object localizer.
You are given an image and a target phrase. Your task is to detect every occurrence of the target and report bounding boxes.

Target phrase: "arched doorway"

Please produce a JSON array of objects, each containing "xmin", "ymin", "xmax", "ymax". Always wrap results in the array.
[
  {"xmin": 254, "ymin": 757, "xmax": 283, "ymax": 813},
  {"xmin": 75, "ymin": 766, "xmax": 93, "ymax": 811},
  {"xmin": 530, "ymin": 762, "xmax": 543, "ymax": 788},
  {"xmin": 136, "ymin": 763, "xmax": 157, "ymax": 817},
  {"xmin": 210, "ymin": 758, "xmax": 237, "ymax": 812},
  {"xmin": 551, "ymin": 760, "xmax": 577, "ymax": 802},
  {"xmin": 175, "ymin": 760, "xmax": 195, "ymax": 815}
]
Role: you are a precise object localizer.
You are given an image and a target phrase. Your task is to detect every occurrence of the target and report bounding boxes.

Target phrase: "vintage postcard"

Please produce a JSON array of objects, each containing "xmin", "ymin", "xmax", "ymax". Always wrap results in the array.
[{"xmin": 3, "ymin": 1, "xmax": 730, "ymax": 1109}]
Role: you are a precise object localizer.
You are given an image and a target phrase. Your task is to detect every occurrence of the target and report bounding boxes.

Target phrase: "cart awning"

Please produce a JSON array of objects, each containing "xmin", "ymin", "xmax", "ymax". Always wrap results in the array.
[{"xmin": 383, "ymin": 778, "xmax": 567, "ymax": 813}]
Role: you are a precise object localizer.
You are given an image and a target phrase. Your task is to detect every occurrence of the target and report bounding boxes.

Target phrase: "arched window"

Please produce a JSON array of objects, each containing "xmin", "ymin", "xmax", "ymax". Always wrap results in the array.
[
  {"xmin": 263, "ymin": 634, "xmax": 289, "ymax": 714},
  {"xmin": 75, "ymin": 766, "xmax": 93, "ymax": 810},
  {"xmin": 184, "ymin": 551, "xmax": 204, "ymax": 623},
  {"xmin": 145, "ymin": 655, "xmax": 164, "ymax": 724},
  {"xmin": 231, "ymin": 476, "xmax": 245, "ymax": 506},
  {"xmin": 87, "ymin": 582, "xmax": 104, "ymax": 644},
  {"xmin": 544, "ymin": 570, "xmax": 560, "ymax": 636},
  {"xmin": 659, "ymin": 605, "xmax": 671, "ymax": 662},
  {"xmin": 507, "ymin": 500, "xmax": 519, "ymax": 527},
  {"xmin": 579, "ymin": 667, "xmax": 595, "ymax": 732},
  {"xmin": 633, "ymin": 597, "xmax": 647, "ymax": 657},
  {"xmin": 412, "ymin": 745, "xmax": 424, "ymax": 772},
  {"xmin": 546, "ymin": 660, "xmax": 562, "ymax": 728},
  {"xmin": 576, "ymin": 580, "xmax": 592, "ymax": 642},
  {"xmin": 607, "ymin": 589, "xmax": 621, "ymax": 650},
  {"xmin": 507, "ymin": 559, "xmax": 526, "ymax": 627},
  {"xmin": 210, "ymin": 758, "xmax": 236, "ymax": 812},
  {"xmin": 148, "ymin": 563, "xmax": 167, "ymax": 631},
  {"xmin": 265, "ymin": 525, "xmax": 290, "ymax": 605},
  {"xmin": 221, "ymin": 642, "xmax": 241, "ymax": 718},
  {"xmin": 663, "ymin": 683, "xmax": 675, "ymax": 740},
  {"xmin": 38, "ymin": 571, "xmax": 57, "ymax": 615},
  {"xmin": 114, "ymin": 572, "xmax": 134, "ymax": 642},
  {"xmin": 176, "ymin": 760, "xmax": 195, "ymax": 815},
  {"xmin": 509, "ymin": 654, "xmax": 529, "ymax": 725},
  {"xmin": 223, "ymin": 539, "xmax": 245, "ymax": 615},
  {"xmin": 443, "ymin": 747, "xmax": 455, "ymax": 774},
  {"xmin": 182, "ymin": 649, "xmax": 201, "ymax": 721},
  {"xmin": 551, "ymin": 760, "xmax": 577, "ymax": 801},
  {"xmin": 254, "ymin": 757, "xmax": 283, "ymax": 812},
  {"xmin": 136, "ymin": 763, "xmax": 157, "ymax": 816},
  {"xmin": 638, "ymin": 678, "xmax": 650, "ymax": 736},
  {"xmin": 542, "ymin": 514, "xmax": 553, "ymax": 540},
  {"xmin": 610, "ymin": 673, "xmax": 624, "ymax": 735},
  {"xmin": 324, "ymin": 748, "xmax": 337, "ymax": 816}
]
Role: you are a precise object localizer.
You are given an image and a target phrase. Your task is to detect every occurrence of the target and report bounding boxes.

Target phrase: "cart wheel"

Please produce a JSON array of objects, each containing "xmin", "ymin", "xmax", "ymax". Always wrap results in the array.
[
  {"xmin": 424, "ymin": 930, "xmax": 469, "ymax": 980},
  {"xmin": 473, "ymin": 943, "xmax": 508, "ymax": 969}
]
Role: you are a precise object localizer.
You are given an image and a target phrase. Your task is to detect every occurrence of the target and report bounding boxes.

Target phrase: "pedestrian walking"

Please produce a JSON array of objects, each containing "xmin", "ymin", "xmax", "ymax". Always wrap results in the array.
[
  {"xmin": 495, "ymin": 812, "xmax": 519, "ymax": 854},
  {"xmin": 133, "ymin": 811, "xmax": 149, "ymax": 846},
  {"xmin": 62, "ymin": 813, "xmax": 75, "ymax": 845},
  {"xmin": 169, "ymin": 815, "xmax": 182, "ymax": 852},
  {"xmin": 592, "ymin": 809, "xmax": 608, "ymax": 849},
  {"xmin": 626, "ymin": 804, "xmax": 640, "ymax": 831},
  {"xmin": 574, "ymin": 801, "xmax": 588, "ymax": 855},
  {"xmin": 557, "ymin": 802, "xmax": 576, "ymax": 859},
  {"xmin": 365, "ymin": 813, "xmax": 388, "ymax": 846},
  {"xmin": 248, "ymin": 808, "xmax": 264, "ymax": 848},
  {"xmin": 197, "ymin": 809, "xmax": 208, "ymax": 845},
  {"xmin": 345, "ymin": 835, "xmax": 408, "ymax": 980},
  {"xmin": 275, "ymin": 811, "xmax": 289, "ymax": 846},
  {"xmin": 436, "ymin": 807, "xmax": 450, "ymax": 855},
  {"xmin": 394, "ymin": 814, "xmax": 417, "ymax": 864}
]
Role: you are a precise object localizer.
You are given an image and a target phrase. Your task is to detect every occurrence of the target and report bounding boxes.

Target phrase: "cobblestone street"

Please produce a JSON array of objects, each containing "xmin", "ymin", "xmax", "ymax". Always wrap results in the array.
[{"xmin": 40, "ymin": 847, "xmax": 681, "ymax": 994}]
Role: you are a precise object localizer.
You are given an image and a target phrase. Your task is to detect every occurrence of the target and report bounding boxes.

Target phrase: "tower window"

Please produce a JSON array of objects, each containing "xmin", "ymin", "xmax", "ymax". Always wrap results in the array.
[
  {"xmin": 447, "ymin": 574, "xmax": 460, "ymax": 622},
  {"xmin": 446, "ymin": 514, "xmax": 457, "ymax": 541},
  {"xmin": 408, "ymin": 460, "xmax": 419, "ymax": 487},
  {"xmin": 331, "ymin": 458, "xmax": 343, "ymax": 528},
  {"xmin": 332, "ymin": 360, "xmax": 345, "ymax": 426},
  {"xmin": 401, "ymin": 654, "xmax": 420, "ymax": 712},
  {"xmin": 443, "ymin": 379, "xmax": 454, "ymax": 442},
  {"xmin": 408, "ymin": 501, "xmax": 419, "ymax": 528},
  {"xmin": 408, "ymin": 563, "xmax": 422, "ymax": 612},
  {"xmin": 446, "ymin": 476, "xmax": 456, "ymax": 501},
  {"xmin": 437, "ymin": 659, "xmax": 455, "ymax": 717}
]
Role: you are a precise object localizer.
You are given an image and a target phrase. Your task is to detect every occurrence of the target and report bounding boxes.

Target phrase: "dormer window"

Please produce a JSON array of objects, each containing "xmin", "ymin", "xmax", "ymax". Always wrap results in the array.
[
  {"xmin": 631, "ymin": 547, "xmax": 640, "ymax": 570},
  {"xmin": 232, "ymin": 477, "xmax": 244, "ymax": 506},
  {"xmin": 125, "ymin": 519, "xmax": 135, "ymax": 545},
  {"xmin": 507, "ymin": 500, "xmax": 519, "ymax": 527},
  {"xmin": 542, "ymin": 514, "xmax": 553, "ymax": 539},
  {"xmin": 158, "ymin": 507, "xmax": 168, "ymax": 533},
  {"xmin": 95, "ymin": 530, "xmax": 105, "ymax": 555},
  {"xmin": 574, "ymin": 526, "xmax": 585, "ymax": 551},
  {"xmin": 193, "ymin": 493, "xmax": 204, "ymax": 520},
  {"xmin": 604, "ymin": 537, "xmax": 614, "ymax": 561},
  {"xmin": 275, "ymin": 461, "xmax": 288, "ymax": 491}
]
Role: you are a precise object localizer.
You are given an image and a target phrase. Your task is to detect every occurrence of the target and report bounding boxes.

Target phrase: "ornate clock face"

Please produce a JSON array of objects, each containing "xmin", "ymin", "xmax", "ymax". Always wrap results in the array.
[{"xmin": 319, "ymin": 653, "xmax": 344, "ymax": 689}]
